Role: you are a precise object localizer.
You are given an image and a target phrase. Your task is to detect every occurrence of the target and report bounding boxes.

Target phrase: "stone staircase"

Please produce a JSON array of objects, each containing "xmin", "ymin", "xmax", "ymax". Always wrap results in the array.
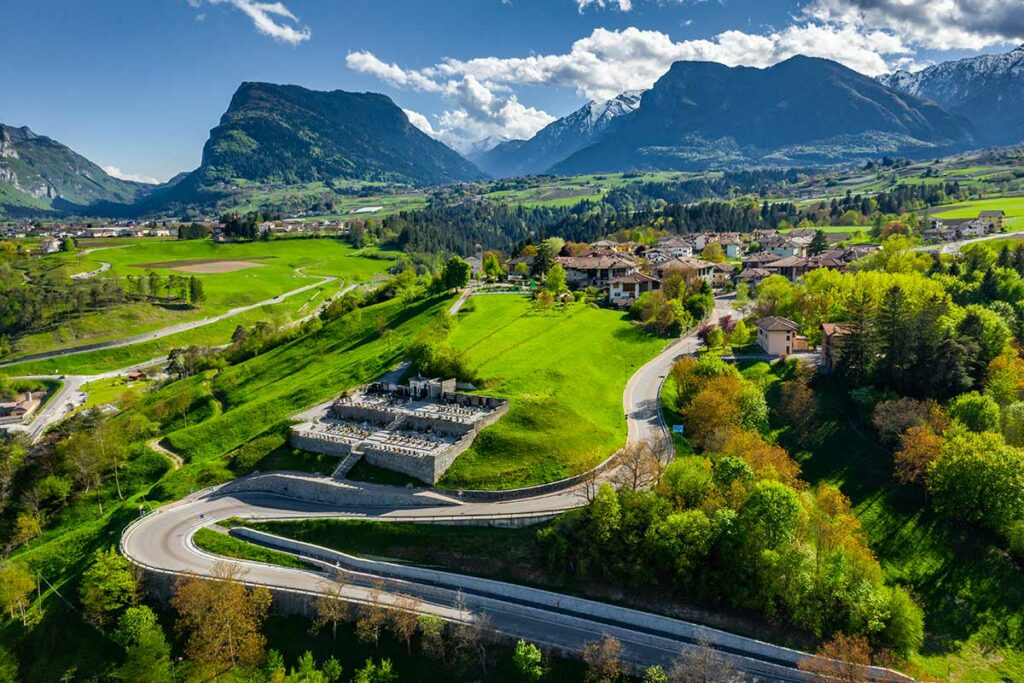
[{"xmin": 331, "ymin": 452, "xmax": 362, "ymax": 480}]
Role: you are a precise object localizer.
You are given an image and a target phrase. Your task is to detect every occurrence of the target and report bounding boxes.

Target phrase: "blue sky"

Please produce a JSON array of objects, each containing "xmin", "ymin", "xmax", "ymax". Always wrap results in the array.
[{"xmin": 1, "ymin": 0, "xmax": 1019, "ymax": 182}]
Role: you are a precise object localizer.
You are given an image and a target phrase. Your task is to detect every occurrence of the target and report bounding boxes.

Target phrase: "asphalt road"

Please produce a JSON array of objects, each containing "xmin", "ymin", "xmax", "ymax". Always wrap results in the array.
[
  {"xmin": 124, "ymin": 491, "xmax": 809, "ymax": 680},
  {"xmin": 624, "ymin": 296, "xmax": 740, "ymax": 452},
  {"xmin": 913, "ymin": 230, "xmax": 1024, "ymax": 254}
]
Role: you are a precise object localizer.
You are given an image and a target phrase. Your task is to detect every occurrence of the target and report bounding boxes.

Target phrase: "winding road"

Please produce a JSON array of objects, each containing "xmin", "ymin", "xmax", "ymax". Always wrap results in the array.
[{"xmin": 118, "ymin": 294, "xmax": 911, "ymax": 681}]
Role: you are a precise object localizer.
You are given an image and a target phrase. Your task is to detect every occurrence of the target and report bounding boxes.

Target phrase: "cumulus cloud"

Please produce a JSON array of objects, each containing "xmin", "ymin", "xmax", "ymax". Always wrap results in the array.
[
  {"xmin": 348, "ymin": 19, "xmax": 944, "ymax": 149},
  {"xmin": 807, "ymin": 0, "xmax": 1024, "ymax": 50},
  {"xmin": 104, "ymin": 166, "xmax": 160, "ymax": 185},
  {"xmin": 402, "ymin": 108, "xmax": 438, "ymax": 137},
  {"xmin": 189, "ymin": 0, "xmax": 310, "ymax": 44},
  {"xmin": 435, "ymin": 76, "xmax": 555, "ymax": 151},
  {"xmin": 347, "ymin": 54, "xmax": 556, "ymax": 150}
]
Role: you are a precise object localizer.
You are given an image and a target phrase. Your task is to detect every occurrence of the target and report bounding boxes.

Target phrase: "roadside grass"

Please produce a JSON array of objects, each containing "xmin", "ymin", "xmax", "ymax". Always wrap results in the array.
[
  {"xmin": 192, "ymin": 527, "xmax": 318, "ymax": 570},
  {"xmin": 437, "ymin": 295, "xmax": 665, "ymax": 490},
  {"xmin": 774, "ymin": 374, "xmax": 1024, "ymax": 682},
  {"xmin": 345, "ymin": 459, "xmax": 425, "ymax": 487},
  {"xmin": 227, "ymin": 518, "xmax": 541, "ymax": 581}
]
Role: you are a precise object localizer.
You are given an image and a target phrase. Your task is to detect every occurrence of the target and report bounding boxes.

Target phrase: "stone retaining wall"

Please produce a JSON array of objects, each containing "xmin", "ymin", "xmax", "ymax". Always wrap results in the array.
[
  {"xmin": 214, "ymin": 472, "xmax": 451, "ymax": 508},
  {"xmin": 289, "ymin": 429, "xmax": 353, "ymax": 457},
  {"xmin": 362, "ymin": 431, "xmax": 475, "ymax": 484}
]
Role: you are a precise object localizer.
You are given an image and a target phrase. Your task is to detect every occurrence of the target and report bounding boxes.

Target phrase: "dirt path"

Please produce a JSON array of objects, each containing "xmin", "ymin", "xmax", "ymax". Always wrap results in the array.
[{"xmin": 148, "ymin": 438, "xmax": 183, "ymax": 470}]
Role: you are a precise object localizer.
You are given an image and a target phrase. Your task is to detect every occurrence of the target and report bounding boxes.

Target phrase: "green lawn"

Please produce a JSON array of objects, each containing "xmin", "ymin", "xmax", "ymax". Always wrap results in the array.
[
  {"xmin": 163, "ymin": 293, "xmax": 455, "ymax": 462},
  {"xmin": 776, "ymin": 375, "xmax": 1024, "ymax": 682},
  {"xmin": 0, "ymin": 290, "xmax": 318, "ymax": 377},
  {"xmin": 79, "ymin": 376, "xmax": 152, "ymax": 410},
  {"xmin": 438, "ymin": 295, "xmax": 665, "ymax": 490}
]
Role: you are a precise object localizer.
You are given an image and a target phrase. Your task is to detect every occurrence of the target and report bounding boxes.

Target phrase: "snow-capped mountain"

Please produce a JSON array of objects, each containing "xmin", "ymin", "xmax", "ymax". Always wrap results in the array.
[
  {"xmin": 471, "ymin": 90, "xmax": 644, "ymax": 178},
  {"xmin": 879, "ymin": 45, "xmax": 1024, "ymax": 146}
]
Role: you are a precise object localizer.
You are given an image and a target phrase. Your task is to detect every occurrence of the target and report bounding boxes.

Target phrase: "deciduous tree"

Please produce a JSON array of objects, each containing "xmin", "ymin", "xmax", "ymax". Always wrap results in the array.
[
  {"xmin": 0, "ymin": 562, "xmax": 34, "ymax": 624},
  {"xmin": 582, "ymin": 635, "xmax": 623, "ymax": 683},
  {"xmin": 79, "ymin": 546, "xmax": 138, "ymax": 627},
  {"xmin": 312, "ymin": 577, "xmax": 349, "ymax": 639},
  {"xmin": 171, "ymin": 562, "xmax": 272, "ymax": 667},
  {"xmin": 893, "ymin": 426, "xmax": 944, "ymax": 486},
  {"xmin": 512, "ymin": 640, "xmax": 545, "ymax": 682}
]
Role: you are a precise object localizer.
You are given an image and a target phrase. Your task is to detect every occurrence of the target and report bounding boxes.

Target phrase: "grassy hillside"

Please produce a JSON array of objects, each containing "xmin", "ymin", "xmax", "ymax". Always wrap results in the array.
[
  {"xmin": 3, "ymin": 238, "xmax": 394, "ymax": 361},
  {"xmin": 768, "ymin": 371, "xmax": 1024, "ymax": 681},
  {"xmin": 164, "ymin": 293, "xmax": 453, "ymax": 461},
  {"xmin": 438, "ymin": 295, "xmax": 664, "ymax": 489}
]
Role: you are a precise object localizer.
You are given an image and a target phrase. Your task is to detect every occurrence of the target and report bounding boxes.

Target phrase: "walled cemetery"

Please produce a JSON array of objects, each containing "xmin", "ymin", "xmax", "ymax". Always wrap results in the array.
[{"xmin": 290, "ymin": 376, "xmax": 509, "ymax": 484}]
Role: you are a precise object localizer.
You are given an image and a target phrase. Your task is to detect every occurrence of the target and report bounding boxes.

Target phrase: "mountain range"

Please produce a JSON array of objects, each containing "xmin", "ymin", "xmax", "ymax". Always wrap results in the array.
[
  {"xmin": 0, "ymin": 124, "xmax": 152, "ymax": 217},
  {"xmin": 6, "ymin": 45, "xmax": 1024, "ymax": 217},
  {"xmin": 550, "ymin": 56, "xmax": 971, "ymax": 174},
  {"xmin": 470, "ymin": 90, "xmax": 643, "ymax": 177},
  {"xmin": 150, "ymin": 82, "xmax": 486, "ymax": 209},
  {"xmin": 879, "ymin": 45, "xmax": 1024, "ymax": 147}
]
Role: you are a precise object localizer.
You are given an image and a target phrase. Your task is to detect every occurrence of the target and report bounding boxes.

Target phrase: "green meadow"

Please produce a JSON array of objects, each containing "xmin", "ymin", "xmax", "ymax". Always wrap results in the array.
[
  {"xmin": 929, "ymin": 196, "xmax": 1024, "ymax": 228},
  {"xmin": 7, "ymin": 238, "xmax": 394, "ymax": 361},
  {"xmin": 438, "ymin": 294, "xmax": 665, "ymax": 490}
]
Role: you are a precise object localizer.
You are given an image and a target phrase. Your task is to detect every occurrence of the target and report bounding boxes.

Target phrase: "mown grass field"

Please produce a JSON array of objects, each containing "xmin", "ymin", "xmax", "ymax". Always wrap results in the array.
[
  {"xmin": 7, "ymin": 238, "xmax": 394, "ymax": 360},
  {"xmin": 773, "ymin": 374, "xmax": 1024, "ymax": 682},
  {"xmin": 438, "ymin": 295, "xmax": 665, "ymax": 490},
  {"xmin": 929, "ymin": 196, "xmax": 1024, "ymax": 228}
]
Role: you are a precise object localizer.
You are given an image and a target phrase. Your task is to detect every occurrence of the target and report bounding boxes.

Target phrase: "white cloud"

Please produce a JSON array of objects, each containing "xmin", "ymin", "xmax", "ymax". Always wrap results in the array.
[
  {"xmin": 104, "ymin": 166, "xmax": 160, "ymax": 185},
  {"xmin": 435, "ymin": 76, "xmax": 555, "ymax": 151},
  {"xmin": 402, "ymin": 108, "xmax": 438, "ymax": 137},
  {"xmin": 190, "ymin": 0, "xmax": 310, "ymax": 44},
  {"xmin": 347, "ymin": 19, "xmax": 941, "ymax": 149},
  {"xmin": 806, "ymin": 0, "xmax": 1024, "ymax": 51},
  {"xmin": 347, "ymin": 51, "xmax": 444, "ymax": 92},
  {"xmin": 347, "ymin": 54, "xmax": 556, "ymax": 150},
  {"xmin": 577, "ymin": 0, "xmax": 633, "ymax": 11}
]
